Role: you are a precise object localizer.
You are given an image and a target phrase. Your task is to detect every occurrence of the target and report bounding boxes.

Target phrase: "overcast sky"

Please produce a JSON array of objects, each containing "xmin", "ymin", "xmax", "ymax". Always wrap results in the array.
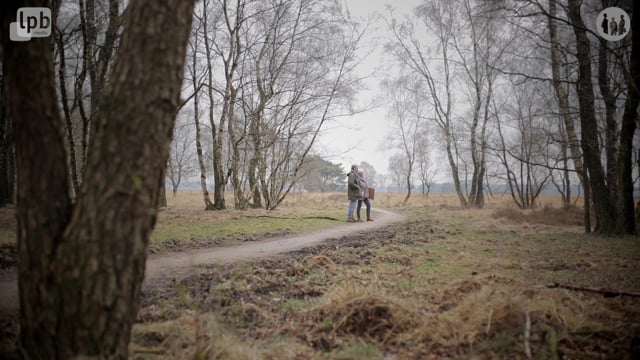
[{"xmin": 317, "ymin": 0, "xmax": 421, "ymax": 178}]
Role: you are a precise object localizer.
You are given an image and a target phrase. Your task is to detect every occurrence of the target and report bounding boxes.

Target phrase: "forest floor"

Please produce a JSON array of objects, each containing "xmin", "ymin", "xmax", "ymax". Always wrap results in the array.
[{"xmin": 0, "ymin": 192, "xmax": 639, "ymax": 359}]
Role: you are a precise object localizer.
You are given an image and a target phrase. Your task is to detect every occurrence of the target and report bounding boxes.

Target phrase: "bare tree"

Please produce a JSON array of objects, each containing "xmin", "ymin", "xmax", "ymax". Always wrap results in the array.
[
  {"xmin": 492, "ymin": 81, "xmax": 555, "ymax": 209},
  {"xmin": 1, "ymin": 0, "xmax": 196, "ymax": 356},
  {"xmin": 168, "ymin": 116, "xmax": 198, "ymax": 195},
  {"xmin": 546, "ymin": 0, "xmax": 591, "ymax": 228},
  {"xmin": 416, "ymin": 130, "xmax": 437, "ymax": 196},
  {"xmin": 382, "ymin": 75, "xmax": 427, "ymax": 205},
  {"xmin": 203, "ymin": 0, "xmax": 249, "ymax": 210},
  {"xmin": 386, "ymin": 0, "xmax": 468, "ymax": 206},
  {"xmin": 250, "ymin": 0, "xmax": 368, "ymax": 210},
  {"xmin": 187, "ymin": 4, "xmax": 216, "ymax": 209},
  {"xmin": 388, "ymin": 153, "xmax": 410, "ymax": 192},
  {"xmin": 617, "ymin": 0, "xmax": 640, "ymax": 234},
  {"xmin": 182, "ymin": 0, "xmax": 370, "ymax": 210},
  {"xmin": 241, "ymin": 0, "xmax": 307, "ymax": 209},
  {"xmin": 52, "ymin": 0, "xmax": 122, "ymax": 195},
  {"xmin": 387, "ymin": 0, "xmax": 513, "ymax": 208},
  {"xmin": 565, "ymin": 0, "xmax": 637, "ymax": 234},
  {"xmin": 508, "ymin": 0, "xmax": 638, "ymax": 233}
]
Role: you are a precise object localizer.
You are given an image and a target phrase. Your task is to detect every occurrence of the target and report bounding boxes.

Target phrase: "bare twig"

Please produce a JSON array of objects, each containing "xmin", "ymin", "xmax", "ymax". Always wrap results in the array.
[{"xmin": 547, "ymin": 282, "xmax": 640, "ymax": 298}]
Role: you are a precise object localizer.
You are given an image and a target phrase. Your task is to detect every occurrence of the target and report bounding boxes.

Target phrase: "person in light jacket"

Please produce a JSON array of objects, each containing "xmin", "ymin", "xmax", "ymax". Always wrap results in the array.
[
  {"xmin": 356, "ymin": 170, "xmax": 373, "ymax": 222},
  {"xmin": 346, "ymin": 165, "xmax": 362, "ymax": 222}
]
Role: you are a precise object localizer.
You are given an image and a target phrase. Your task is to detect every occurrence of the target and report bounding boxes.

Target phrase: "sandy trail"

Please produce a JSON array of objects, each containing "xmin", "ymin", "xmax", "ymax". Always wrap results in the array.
[{"xmin": 0, "ymin": 208, "xmax": 404, "ymax": 318}]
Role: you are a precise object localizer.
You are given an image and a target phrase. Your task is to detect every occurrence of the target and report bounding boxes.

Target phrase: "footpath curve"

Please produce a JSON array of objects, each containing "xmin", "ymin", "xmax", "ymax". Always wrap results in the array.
[{"xmin": 0, "ymin": 208, "xmax": 405, "ymax": 318}]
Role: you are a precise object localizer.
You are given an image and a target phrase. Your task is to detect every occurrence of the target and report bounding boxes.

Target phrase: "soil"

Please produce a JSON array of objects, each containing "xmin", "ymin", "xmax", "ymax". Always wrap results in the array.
[{"xmin": 0, "ymin": 208, "xmax": 405, "ymax": 321}]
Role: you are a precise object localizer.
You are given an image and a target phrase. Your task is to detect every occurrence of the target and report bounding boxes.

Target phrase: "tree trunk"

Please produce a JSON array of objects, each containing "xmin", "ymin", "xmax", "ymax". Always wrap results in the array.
[
  {"xmin": 249, "ymin": 157, "xmax": 262, "ymax": 208},
  {"xmin": 468, "ymin": 80, "xmax": 483, "ymax": 208},
  {"xmin": 53, "ymin": 15, "xmax": 81, "ymax": 197},
  {"xmin": 205, "ymin": 0, "xmax": 245, "ymax": 211},
  {"xmin": 190, "ymin": 37, "xmax": 215, "ymax": 210},
  {"xmin": 80, "ymin": 0, "xmax": 121, "ymax": 163},
  {"xmin": 159, "ymin": 180, "xmax": 168, "ymax": 208},
  {"xmin": 567, "ymin": 0, "xmax": 619, "ymax": 234},
  {"xmin": 2, "ymin": 0, "xmax": 195, "ymax": 358},
  {"xmin": 0, "ymin": 60, "xmax": 13, "ymax": 206},
  {"xmin": 403, "ymin": 162, "xmax": 412, "ymax": 206},
  {"xmin": 201, "ymin": 0, "xmax": 226, "ymax": 210},
  {"xmin": 445, "ymin": 129, "xmax": 468, "ymax": 207},
  {"xmin": 597, "ymin": 38, "xmax": 619, "ymax": 207},
  {"xmin": 548, "ymin": 0, "xmax": 590, "ymax": 231},
  {"xmin": 617, "ymin": 0, "xmax": 639, "ymax": 234}
]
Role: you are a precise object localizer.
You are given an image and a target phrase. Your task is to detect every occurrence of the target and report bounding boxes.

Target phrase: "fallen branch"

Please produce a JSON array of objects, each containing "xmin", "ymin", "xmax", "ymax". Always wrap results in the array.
[
  {"xmin": 547, "ymin": 282, "xmax": 640, "ymax": 298},
  {"xmin": 254, "ymin": 215, "xmax": 341, "ymax": 221}
]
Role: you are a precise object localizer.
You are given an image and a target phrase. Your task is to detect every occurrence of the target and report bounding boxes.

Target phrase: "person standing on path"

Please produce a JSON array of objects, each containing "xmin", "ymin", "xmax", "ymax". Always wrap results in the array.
[
  {"xmin": 346, "ymin": 164, "xmax": 361, "ymax": 222},
  {"xmin": 356, "ymin": 170, "xmax": 374, "ymax": 222}
]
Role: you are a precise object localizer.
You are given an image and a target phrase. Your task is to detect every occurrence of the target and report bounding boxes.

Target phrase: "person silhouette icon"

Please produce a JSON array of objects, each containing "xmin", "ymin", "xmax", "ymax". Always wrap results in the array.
[
  {"xmin": 597, "ymin": 7, "xmax": 631, "ymax": 41},
  {"xmin": 619, "ymin": 14, "xmax": 626, "ymax": 34}
]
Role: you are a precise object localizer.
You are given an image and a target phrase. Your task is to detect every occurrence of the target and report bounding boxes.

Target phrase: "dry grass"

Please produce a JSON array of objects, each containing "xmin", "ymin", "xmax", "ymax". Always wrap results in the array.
[
  {"xmin": 129, "ymin": 192, "xmax": 640, "ymax": 359},
  {"xmin": 1, "ymin": 191, "xmax": 639, "ymax": 358},
  {"xmin": 492, "ymin": 205, "xmax": 585, "ymax": 226}
]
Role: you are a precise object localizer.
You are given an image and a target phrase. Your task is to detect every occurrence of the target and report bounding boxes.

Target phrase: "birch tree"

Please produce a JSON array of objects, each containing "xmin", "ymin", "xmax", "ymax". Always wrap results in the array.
[
  {"xmin": 382, "ymin": 75, "xmax": 426, "ymax": 205},
  {"xmin": 386, "ymin": 0, "xmax": 467, "ymax": 206},
  {"xmin": 53, "ymin": 0, "xmax": 122, "ymax": 195},
  {"xmin": 241, "ymin": 0, "xmax": 368, "ymax": 210}
]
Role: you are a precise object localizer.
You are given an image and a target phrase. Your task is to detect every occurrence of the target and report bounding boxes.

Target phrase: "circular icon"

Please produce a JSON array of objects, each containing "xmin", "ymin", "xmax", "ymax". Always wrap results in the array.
[{"xmin": 596, "ymin": 7, "xmax": 630, "ymax": 41}]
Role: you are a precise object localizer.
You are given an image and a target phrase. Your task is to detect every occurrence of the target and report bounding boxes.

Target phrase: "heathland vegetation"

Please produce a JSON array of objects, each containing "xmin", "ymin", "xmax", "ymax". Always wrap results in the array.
[
  {"xmin": 1, "ymin": 0, "xmax": 638, "ymax": 358},
  {"xmin": 4, "ymin": 191, "xmax": 637, "ymax": 358},
  {"xmin": 115, "ymin": 192, "xmax": 640, "ymax": 358}
]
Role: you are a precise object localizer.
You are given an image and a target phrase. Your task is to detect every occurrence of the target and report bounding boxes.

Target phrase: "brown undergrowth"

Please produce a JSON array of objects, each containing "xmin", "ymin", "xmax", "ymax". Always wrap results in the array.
[
  {"xmin": 1, "ymin": 194, "xmax": 639, "ymax": 358},
  {"xmin": 133, "ymin": 203, "xmax": 640, "ymax": 359}
]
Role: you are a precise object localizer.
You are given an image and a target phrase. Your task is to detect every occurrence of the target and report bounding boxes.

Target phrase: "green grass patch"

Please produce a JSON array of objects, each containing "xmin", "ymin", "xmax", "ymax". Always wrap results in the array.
[{"xmin": 150, "ymin": 209, "xmax": 344, "ymax": 249}]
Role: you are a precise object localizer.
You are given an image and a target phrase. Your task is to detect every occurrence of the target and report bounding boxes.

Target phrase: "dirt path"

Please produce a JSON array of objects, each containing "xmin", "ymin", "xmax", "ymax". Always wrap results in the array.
[{"xmin": 0, "ymin": 208, "xmax": 405, "ymax": 319}]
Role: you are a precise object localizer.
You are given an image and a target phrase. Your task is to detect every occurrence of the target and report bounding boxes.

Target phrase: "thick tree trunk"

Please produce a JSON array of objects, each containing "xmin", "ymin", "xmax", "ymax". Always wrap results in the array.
[
  {"xmin": 2, "ymin": 0, "xmax": 195, "ymax": 358},
  {"xmin": 597, "ymin": 39, "xmax": 619, "ymax": 207},
  {"xmin": 249, "ymin": 157, "xmax": 262, "ymax": 208},
  {"xmin": 445, "ymin": 130, "xmax": 468, "ymax": 207},
  {"xmin": 159, "ymin": 180, "xmax": 168, "ymax": 208},
  {"xmin": 567, "ymin": 0, "xmax": 620, "ymax": 234},
  {"xmin": 548, "ymin": 0, "xmax": 590, "ymax": 231},
  {"xmin": 3, "ymin": 1, "xmax": 75, "ymax": 355},
  {"xmin": 617, "ymin": 0, "xmax": 639, "ymax": 234},
  {"xmin": 0, "ymin": 61, "xmax": 13, "ymax": 206}
]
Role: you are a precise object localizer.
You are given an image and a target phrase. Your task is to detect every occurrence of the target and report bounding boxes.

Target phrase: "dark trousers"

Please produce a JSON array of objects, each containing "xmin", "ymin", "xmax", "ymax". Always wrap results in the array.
[{"xmin": 357, "ymin": 198, "xmax": 371, "ymax": 218}]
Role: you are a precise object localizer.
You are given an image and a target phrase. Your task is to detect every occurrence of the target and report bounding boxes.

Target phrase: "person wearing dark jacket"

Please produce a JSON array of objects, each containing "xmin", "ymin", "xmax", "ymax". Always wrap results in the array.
[{"xmin": 346, "ymin": 165, "xmax": 361, "ymax": 222}]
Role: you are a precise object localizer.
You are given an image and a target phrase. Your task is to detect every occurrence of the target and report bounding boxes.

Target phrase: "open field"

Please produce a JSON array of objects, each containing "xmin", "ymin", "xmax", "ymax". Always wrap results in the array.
[{"xmin": 1, "ymin": 192, "xmax": 639, "ymax": 358}]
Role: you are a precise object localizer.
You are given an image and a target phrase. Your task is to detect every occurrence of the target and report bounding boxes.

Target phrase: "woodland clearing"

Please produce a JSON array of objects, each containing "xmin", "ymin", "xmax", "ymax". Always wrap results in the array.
[{"xmin": 1, "ymin": 191, "xmax": 639, "ymax": 359}]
